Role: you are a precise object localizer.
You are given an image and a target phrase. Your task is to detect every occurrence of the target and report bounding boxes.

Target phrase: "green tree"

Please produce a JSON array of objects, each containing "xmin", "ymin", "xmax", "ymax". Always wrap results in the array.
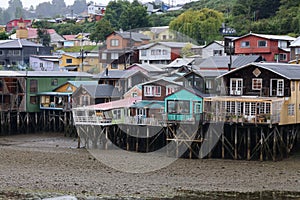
[
  {"xmin": 181, "ymin": 43, "xmax": 194, "ymax": 57},
  {"xmin": 15, "ymin": 7, "xmax": 23, "ymax": 18},
  {"xmin": 0, "ymin": 32, "xmax": 9, "ymax": 40},
  {"xmin": 104, "ymin": 0, "xmax": 151, "ymax": 30},
  {"xmin": 169, "ymin": 8, "xmax": 224, "ymax": 45},
  {"xmin": 90, "ymin": 19, "xmax": 114, "ymax": 43},
  {"xmin": 37, "ymin": 28, "xmax": 51, "ymax": 46}
]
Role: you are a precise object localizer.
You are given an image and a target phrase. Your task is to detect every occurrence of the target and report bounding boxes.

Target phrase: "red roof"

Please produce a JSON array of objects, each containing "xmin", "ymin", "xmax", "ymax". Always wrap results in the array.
[
  {"xmin": 63, "ymin": 35, "xmax": 77, "ymax": 41},
  {"xmin": 27, "ymin": 28, "xmax": 57, "ymax": 39}
]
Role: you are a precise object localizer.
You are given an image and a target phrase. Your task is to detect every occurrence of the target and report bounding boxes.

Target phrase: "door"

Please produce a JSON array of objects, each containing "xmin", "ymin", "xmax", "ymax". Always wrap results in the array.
[
  {"xmin": 230, "ymin": 78, "xmax": 243, "ymax": 95},
  {"xmin": 270, "ymin": 79, "xmax": 284, "ymax": 96}
]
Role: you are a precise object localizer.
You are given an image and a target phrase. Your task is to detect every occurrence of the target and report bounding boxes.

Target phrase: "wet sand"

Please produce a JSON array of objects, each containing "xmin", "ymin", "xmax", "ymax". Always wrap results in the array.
[{"xmin": 0, "ymin": 133, "xmax": 300, "ymax": 199}]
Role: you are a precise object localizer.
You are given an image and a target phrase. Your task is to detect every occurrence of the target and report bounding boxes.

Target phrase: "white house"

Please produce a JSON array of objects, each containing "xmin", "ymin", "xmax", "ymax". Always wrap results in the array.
[
  {"xmin": 202, "ymin": 41, "xmax": 225, "ymax": 58},
  {"xmin": 29, "ymin": 55, "xmax": 60, "ymax": 71}
]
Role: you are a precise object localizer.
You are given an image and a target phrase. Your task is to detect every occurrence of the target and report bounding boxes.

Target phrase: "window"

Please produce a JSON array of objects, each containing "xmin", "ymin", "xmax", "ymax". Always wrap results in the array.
[
  {"xmin": 295, "ymin": 48, "xmax": 300, "ymax": 55},
  {"xmin": 278, "ymin": 40, "xmax": 287, "ymax": 48},
  {"xmin": 252, "ymin": 78, "xmax": 262, "ymax": 90},
  {"xmin": 288, "ymin": 104, "xmax": 295, "ymax": 116},
  {"xmin": 279, "ymin": 53, "xmax": 287, "ymax": 61},
  {"xmin": 66, "ymin": 59, "xmax": 72, "ymax": 64},
  {"xmin": 151, "ymin": 50, "xmax": 155, "ymax": 55},
  {"xmin": 102, "ymin": 53, "xmax": 107, "ymax": 60},
  {"xmin": 258, "ymin": 40, "xmax": 267, "ymax": 47},
  {"xmin": 241, "ymin": 41, "xmax": 250, "ymax": 48},
  {"xmin": 81, "ymin": 95, "xmax": 89, "ymax": 106},
  {"xmin": 30, "ymin": 96, "xmax": 37, "ymax": 104},
  {"xmin": 205, "ymin": 79, "xmax": 213, "ymax": 89},
  {"xmin": 13, "ymin": 50, "xmax": 20, "ymax": 55},
  {"xmin": 194, "ymin": 102, "xmax": 202, "ymax": 113},
  {"xmin": 111, "ymin": 39, "xmax": 119, "ymax": 47},
  {"xmin": 111, "ymin": 63, "xmax": 118, "ymax": 69},
  {"xmin": 144, "ymin": 85, "xmax": 161, "ymax": 97},
  {"xmin": 113, "ymin": 109, "xmax": 121, "ymax": 119},
  {"xmin": 51, "ymin": 79, "xmax": 58, "ymax": 86},
  {"xmin": 213, "ymin": 50, "xmax": 222, "ymax": 56},
  {"xmin": 132, "ymin": 92, "xmax": 138, "ymax": 97},
  {"xmin": 270, "ymin": 79, "xmax": 284, "ymax": 96},
  {"xmin": 141, "ymin": 50, "xmax": 147, "ymax": 56},
  {"xmin": 162, "ymin": 50, "xmax": 167, "ymax": 55},
  {"xmin": 111, "ymin": 53, "xmax": 118, "ymax": 59},
  {"xmin": 30, "ymin": 79, "xmax": 38, "ymax": 93},
  {"xmin": 0, "ymin": 50, "xmax": 3, "ymax": 56},
  {"xmin": 166, "ymin": 86, "xmax": 176, "ymax": 95}
]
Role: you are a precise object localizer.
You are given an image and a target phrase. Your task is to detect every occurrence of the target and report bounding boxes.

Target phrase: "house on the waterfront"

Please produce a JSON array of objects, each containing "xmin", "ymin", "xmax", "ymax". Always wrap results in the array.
[
  {"xmin": 233, "ymin": 32, "xmax": 296, "ymax": 63},
  {"xmin": 204, "ymin": 62, "xmax": 300, "ymax": 125},
  {"xmin": 94, "ymin": 69, "xmax": 149, "ymax": 95},
  {"xmin": 99, "ymin": 31, "xmax": 151, "ymax": 70},
  {"xmin": 72, "ymin": 84, "xmax": 122, "ymax": 107}
]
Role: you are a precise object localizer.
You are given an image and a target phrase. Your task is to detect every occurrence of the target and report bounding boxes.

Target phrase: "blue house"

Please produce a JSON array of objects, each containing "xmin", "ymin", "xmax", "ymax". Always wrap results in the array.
[{"xmin": 165, "ymin": 88, "xmax": 205, "ymax": 122}]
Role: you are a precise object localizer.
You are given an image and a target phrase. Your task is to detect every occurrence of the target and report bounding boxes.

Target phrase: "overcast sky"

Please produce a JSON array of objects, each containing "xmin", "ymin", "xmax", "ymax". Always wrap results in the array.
[{"xmin": 0, "ymin": 0, "xmax": 192, "ymax": 9}]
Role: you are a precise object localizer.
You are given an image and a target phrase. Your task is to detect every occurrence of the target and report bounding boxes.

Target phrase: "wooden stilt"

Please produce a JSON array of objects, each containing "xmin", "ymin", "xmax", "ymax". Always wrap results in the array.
[
  {"xmin": 221, "ymin": 128, "xmax": 225, "ymax": 159},
  {"xmin": 247, "ymin": 127, "xmax": 251, "ymax": 160},
  {"xmin": 260, "ymin": 128, "xmax": 264, "ymax": 161},
  {"xmin": 234, "ymin": 125, "xmax": 238, "ymax": 160},
  {"xmin": 273, "ymin": 130, "xmax": 277, "ymax": 161}
]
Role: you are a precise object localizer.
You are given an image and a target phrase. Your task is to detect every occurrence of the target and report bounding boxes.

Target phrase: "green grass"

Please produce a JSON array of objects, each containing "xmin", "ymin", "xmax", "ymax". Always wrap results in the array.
[{"xmin": 56, "ymin": 45, "xmax": 100, "ymax": 52}]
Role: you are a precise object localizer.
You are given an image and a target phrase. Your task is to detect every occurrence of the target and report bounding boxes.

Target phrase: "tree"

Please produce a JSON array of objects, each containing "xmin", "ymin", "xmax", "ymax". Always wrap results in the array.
[
  {"xmin": 90, "ymin": 19, "xmax": 114, "ymax": 43},
  {"xmin": 169, "ymin": 8, "xmax": 224, "ymax": 45},
  {"xmin": 104, "ymin": 0, "xmax": 151, "ymax": 30},
  {"xmin": 36, "ymin": 2, "xmax": 54, "ymax": 18},
  {"xmin": 71, "ymin": 0, "xmax": 87, "ymax": 15},
  {"xmin": 181, "ymin": 43, "xmax": 194, "ymax": 57},
  {"xmin": 37, "ymin": 28, "xmax": 51, "ymax": 46},
  {"xmin": 0, "ymin": 32, "xmax": 9, "ymax": 40}
]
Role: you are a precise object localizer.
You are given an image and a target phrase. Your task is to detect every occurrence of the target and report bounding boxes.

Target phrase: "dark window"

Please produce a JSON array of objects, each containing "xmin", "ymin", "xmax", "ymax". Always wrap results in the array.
[
  {"xmin": 66, "ymin": 59, "xmax": 72, "ymax": 64},
  {"xmin": 258, "ymin": 40, "xmax": 267, "ymax": 47},
  {"xmin": 30, "ymin": 96, "xmax": 37, "ymax": 104},
  {"xmin": 241, "ymin": 41, "xmax": 250, "ymax": 48},
  {"xmin": 111, "ymin": 63, "xmax": 118, "ymax": 69},
  {"xmin": 30, "ymin": 79, "xmax": 38, "ymax": 93},
  {"xmin": 51, "ymin": 79, "xmax": 58, "ymax": 86}
]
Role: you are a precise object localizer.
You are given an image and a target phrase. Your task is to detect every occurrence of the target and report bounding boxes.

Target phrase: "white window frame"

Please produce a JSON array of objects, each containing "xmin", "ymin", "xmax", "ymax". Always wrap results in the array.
[
  {"xmin": 288, "ymin": 104, "xmax": 295, "ymax": 116},
  {"xmin": 252, "ymin": 78, "xmax": 262, "ymax": 90},
  {"xmin": 205, "ymin": 79, "xmax": 213, "ymax": 89},
  {"xmin": 144, "ymin": 85, "xmax": 161, "ymax": 97},
  {"xmin": 295, "ymin": 47, "xmax": 300, "ymax": 55},
  {"xmin": 279, "ymin": 53, "xmax": 287, "ymax": 61},
  {"xmin": 166, "ymin": 86, "xmax": 176, "ymax": 95},
  {"xmin": 241, "ymin": 41, "xmax": 250, "ymax": 48},
  {"xmin": 111, "ymin": 39, "xmax": 119, "ymax": 47},
  {"xmin": 270, "ymin": 79, "xmax": 284, "ymax": 96},
  {"xmin": 230, "ymin": 78, "xmax": 243, "ymax": 95},
  {"xmin": 141, "ymin": 50, "xmax": 147, "ymax": 56},
  {"xmin": 111, "ymin": 52, "xmax": 119, "ymax": 59},
  {"xmin": 101, "ymin": 53, "xmax": 107, "ymax": 60}
]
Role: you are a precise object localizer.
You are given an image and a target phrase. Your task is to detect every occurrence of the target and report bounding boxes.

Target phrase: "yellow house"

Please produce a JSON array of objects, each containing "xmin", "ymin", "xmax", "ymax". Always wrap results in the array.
[
  {"xmin": 60, "ymin": 52, "xmax": 83, "ymax": 71},
  {"xmin": 142, "ymin": 26, "xmax": 176, "ymax": 42},
  {"xmin": 83, "ymin": 50, "xmax": 101, "ymax": 73}
]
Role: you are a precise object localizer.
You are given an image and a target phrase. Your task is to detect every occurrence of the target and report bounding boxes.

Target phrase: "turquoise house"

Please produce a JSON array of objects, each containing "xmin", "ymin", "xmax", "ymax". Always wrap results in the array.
[{"xmin": 164, "ymin": 88, "xmax": 204, "ymax": 122}]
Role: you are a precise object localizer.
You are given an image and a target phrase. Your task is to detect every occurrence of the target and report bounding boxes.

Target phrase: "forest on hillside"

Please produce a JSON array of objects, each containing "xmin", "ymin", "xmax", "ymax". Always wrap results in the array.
[{"xmin": 1, "ymin": 0, "xmax": 300, "ymax": 45}]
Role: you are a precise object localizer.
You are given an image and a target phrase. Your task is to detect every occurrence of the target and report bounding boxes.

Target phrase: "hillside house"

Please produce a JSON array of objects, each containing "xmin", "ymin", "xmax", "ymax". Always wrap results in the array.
[
  {"xmin": 100, "ymin": 31, "xmax": 151, "ymax": 70},
  {"xmin": 233, "ymin": 33, "xmax": 296, "ymax": 63}
]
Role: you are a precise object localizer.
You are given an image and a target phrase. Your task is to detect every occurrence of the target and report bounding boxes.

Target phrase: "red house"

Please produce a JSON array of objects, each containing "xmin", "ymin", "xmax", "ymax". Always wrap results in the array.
[
  {"xmin": 233, "ymin": 32, "xmax": 296, "ymax": 63},
  {"xmin": 6, "ymin": 18, "xmax": 31, "ymax": 32}
]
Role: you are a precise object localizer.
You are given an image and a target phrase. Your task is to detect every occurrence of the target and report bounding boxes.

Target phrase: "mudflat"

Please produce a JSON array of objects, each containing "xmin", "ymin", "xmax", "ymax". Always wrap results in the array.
[{"xmin": 0, "ymin": 133, "xmax": 300, "ymax": 199}]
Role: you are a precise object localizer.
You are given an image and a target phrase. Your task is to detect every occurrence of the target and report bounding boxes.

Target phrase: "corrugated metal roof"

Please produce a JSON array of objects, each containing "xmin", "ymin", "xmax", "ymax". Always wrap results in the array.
[
  {"xmin": 93, "ymin": 70, "xmax": 144, "ymax": 79},
  {"xmin": 218, "ymin": 62, "xmax": 300, "ymax": 80},
  {"xmin": 138, "ymin": 42, "xmax": 202, "ymax": 50},
  {"xmin": 115, "ymin": 31, "xmax": 150, "ymax": 42},
  {"xmin": 82, "ymin": 84, "xmax": 122, "ymax": 98},
  {"xmin": 197, "ymin": 55, "xmax": 262, "ymax": 69},
  {"xmin": 290, "ymin": 36, "xmax": 300, "ymax": 47},
  {"xmin": 0, "ymin": 39, "xmax": 43, "ymax": 48},
  {"xmin": 234, "ymin": 33, "xmax": 296, "ymax": 41}
]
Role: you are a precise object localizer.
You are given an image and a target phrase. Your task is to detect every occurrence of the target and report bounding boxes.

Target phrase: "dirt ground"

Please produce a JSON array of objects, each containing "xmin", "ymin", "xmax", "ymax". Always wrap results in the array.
[{"xmin": 0, "ymin": 132, "xmax": 300, "ymax": 199}]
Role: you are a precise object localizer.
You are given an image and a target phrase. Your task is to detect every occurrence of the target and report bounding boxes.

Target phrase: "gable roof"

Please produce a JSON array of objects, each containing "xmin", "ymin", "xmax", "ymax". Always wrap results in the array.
[
  {"xmin": 140, "ymin": 77, "xmax": 183, "ymax": 87},
  {"xmin": 127, "ymin": 63, "xmax": 164, "ymax": 72},
  {"xmin": 114, "ymin": 31, "xmax": 151, "ymax": 42},
  {"xmin": 80, "ymin": 84, "xmax": 122, "ymax": 98},
  {"xmin": 234, "ymin": 32, "xmax": 296, "ymax": 41},
  {"xmin": 165, "ymin": 58, "xmax": 195, "ymax": 68},
  {"xmin": 93, "ymin": 70, "xmax": 147, "ymax": 79},
  {"xmin": 290, "ymin": 36, "xmax": 300, "ymax": 47},
  {"xmin": 218, "ymin": 62, "xmax": 300, "ymax": 80},
  {"xmin": 197, "ymin": 55, "xmax": 263, "ymax": 69},
  {"xmin": 0, "ymin": 39, "xmax": 43, "ymax": 48},
  {"xmin": 138, "ymin": 42, "xmax": 202, "ymax": 50}
]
